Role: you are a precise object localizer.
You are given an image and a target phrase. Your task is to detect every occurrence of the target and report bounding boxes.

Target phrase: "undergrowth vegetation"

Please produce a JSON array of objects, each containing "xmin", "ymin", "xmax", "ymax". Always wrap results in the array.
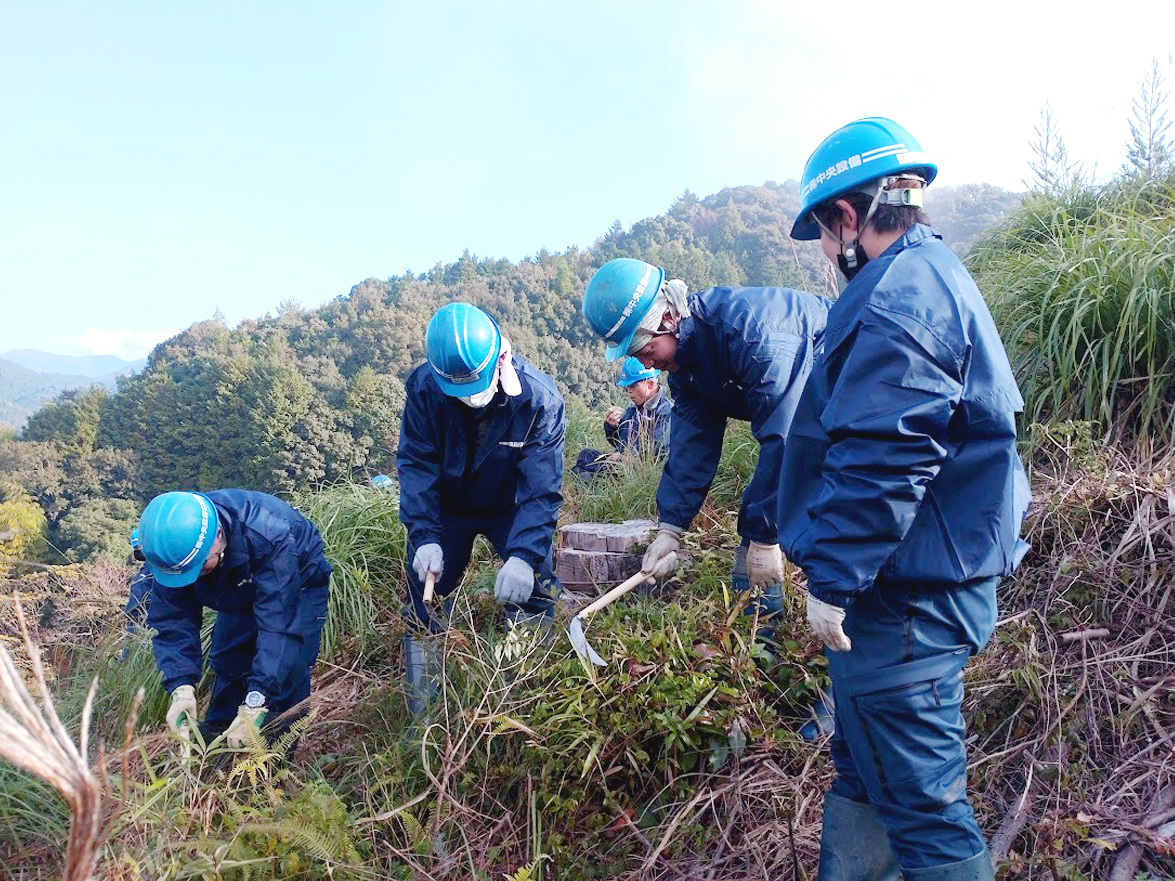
[{"xmin": 6, "ymin": 410, "xmax": 1170, "ymax": 879}]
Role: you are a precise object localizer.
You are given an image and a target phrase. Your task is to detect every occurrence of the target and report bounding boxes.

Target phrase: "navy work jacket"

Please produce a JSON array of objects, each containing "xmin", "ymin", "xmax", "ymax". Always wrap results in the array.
[
  {"xmin": 146, "ymin": 489, "xmax": 331, "ymax": 696},
  {"xmin": 779, "ymin": 225, "xmax": 1030, "ymax": 607},
  {"xmin": 605, "ymin": 386, "xmax": 673, "ymax": 456},
  {"xmin": 659, "ymin": 287, "xmax": 831, "ymax": 543},
  {"xmin": 397, "ymin": 354, "xmax": 565, "ymax": 570}
]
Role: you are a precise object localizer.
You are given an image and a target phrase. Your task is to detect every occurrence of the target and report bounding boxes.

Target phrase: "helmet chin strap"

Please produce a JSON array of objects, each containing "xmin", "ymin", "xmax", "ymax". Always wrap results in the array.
[
  {"xmin": 814, "ymin": 185, "xmax": 885, "ymax": 280},
  {"xmin": 814, "ymin": 174, "xmax": 925, "ymax": 281}
]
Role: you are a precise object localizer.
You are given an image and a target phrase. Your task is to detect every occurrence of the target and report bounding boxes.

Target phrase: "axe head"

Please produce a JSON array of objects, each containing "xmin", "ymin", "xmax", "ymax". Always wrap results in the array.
[{"xmin": 568, "ymin": 616, "xmax": 607, "ymax": 666}]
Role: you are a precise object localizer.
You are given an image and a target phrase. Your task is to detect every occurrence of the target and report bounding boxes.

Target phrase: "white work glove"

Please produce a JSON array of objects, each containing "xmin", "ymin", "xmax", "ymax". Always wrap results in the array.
[
  {"xmin": 646, "ymin": 551, "xmax": 679, "ymax": 579},
  {"xmin": 494, "ymin": 556, "xmax": 535, "ymax": 606},
  {"xmin": 166, "ymin": 685, "xmax": 197, "ymax": 739},
  {"xmin": 806, "ymin": 593, "xmax": 852, "ymax": 652},
  {"xmin": 642, "ymin": 524, "xmax": 683, "ymax": 575},
  {"xmin": 746, "ymin": 541, "xmax": 784, "ymax": 590},
  {"xmin": 225, "ymin": 705, "xmax": 268, "ymax": 749},
  {"xmin": 412, "ymin": 543, "xmax": 443, "ymax": 583}
]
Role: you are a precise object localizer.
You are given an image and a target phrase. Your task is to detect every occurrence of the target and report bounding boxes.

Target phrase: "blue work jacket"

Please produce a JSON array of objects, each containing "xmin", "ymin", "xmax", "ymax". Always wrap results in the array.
[
  {"xmin": 397, "ymin": 354, "xmax": 565, "ymax": 570},
  {"xmin": 605, "ymin": 387, "xmax": 673, "ymax": 456},
  {"xmin": 146, "ymin": 489, "xmax": 332, "ymax": 696},
  {"xmin": 779, "ymin": 225, "xmax": 1030, "ymax": 607},
  {"xmin": 659, "ymin": 287, "xmax": 831, "ymax": 543}
]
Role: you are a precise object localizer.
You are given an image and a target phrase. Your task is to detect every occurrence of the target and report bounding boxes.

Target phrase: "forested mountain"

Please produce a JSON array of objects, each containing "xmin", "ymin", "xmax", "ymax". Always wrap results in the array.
[
  {"xmin": 0, "ymin": 358, "xmax": 105, "ymax": 430},
  {"xmin": 0, "ymin": 180, "xmax": 1020, "ymax": 561}
]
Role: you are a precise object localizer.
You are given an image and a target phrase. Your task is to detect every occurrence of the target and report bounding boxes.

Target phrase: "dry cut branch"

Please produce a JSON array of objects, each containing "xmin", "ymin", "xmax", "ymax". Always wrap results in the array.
[{"xmin": 0, "ymin": 594, "xmax": 102, "ymax": 881}]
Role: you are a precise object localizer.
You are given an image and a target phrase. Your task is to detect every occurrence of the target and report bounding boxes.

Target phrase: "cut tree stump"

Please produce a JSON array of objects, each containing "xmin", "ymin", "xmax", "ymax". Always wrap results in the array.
[{"xmin": 556, "ymin": 520, "xmax": 657, "ymax": 591}]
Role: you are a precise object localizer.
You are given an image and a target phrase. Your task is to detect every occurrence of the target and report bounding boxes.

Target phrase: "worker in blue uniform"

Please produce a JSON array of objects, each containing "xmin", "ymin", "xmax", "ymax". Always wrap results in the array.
[
  {"xmin": 604, "ymin": 357, "xmax": 672, "ymax": 456},
  {"xmin": 397, "ymin": 303, "xmax": 565, "ymax": 707},
  {"xmin": 573, "ymin": 357, "xmax": 672, "ymax": 480},
  {"xmin": 780, "ymin": 117, "xmax": 1030, "ymax": 881},
  {"xmin": 581, "ymin": 258, "xmax": 830, "ymax": 620},
  {"xmin": 137, "ymin": 489, "xmax": 332, "ymax": 748}
]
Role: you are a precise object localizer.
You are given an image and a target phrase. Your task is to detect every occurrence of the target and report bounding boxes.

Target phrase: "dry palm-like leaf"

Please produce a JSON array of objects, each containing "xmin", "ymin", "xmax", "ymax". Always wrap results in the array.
[{"xmin": 0, "ymin": 594, "xmax": 102, "ymax": 881}]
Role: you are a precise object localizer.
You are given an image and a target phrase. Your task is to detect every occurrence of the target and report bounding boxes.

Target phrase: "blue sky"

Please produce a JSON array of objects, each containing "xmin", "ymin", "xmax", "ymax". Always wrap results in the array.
[{"xmin": 2, "ymin": 1, "xmax": 1173, "ymax": 359}]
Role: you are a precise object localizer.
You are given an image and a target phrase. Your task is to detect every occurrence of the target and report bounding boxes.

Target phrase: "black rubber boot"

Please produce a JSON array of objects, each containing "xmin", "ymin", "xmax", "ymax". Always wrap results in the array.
[
  {"xmin": 404, "ymin": 633, "xmax": 440, "ymax": 719},
  {"xmin": 817, "ymin": 792, "xmax": 900, "ymax": 881}
]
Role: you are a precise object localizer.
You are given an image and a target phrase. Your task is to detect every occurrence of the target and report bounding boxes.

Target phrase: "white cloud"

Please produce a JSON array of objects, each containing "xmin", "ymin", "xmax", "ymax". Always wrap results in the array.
[{"xmin": 78, "ymin": 327, "xmax": 179, "ymax": 361}]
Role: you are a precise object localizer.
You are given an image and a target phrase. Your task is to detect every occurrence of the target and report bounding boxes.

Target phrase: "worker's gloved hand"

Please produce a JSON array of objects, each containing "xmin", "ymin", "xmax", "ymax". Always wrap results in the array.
[
  {"xmin": 806, "ymin": 593, "xmax": 852, "ymax": 652},
  {"xmin": 494, "ymin": 556, "xmax": 535, "ymax": 606},
  {"xmin": 225, "ymin": 705, "xmax": 268, "ymax": 749},
  {"xmin": 646, "ymin": 551, "xmax": 679, "ymax": 580},
  {"xmin": 166, "ymin": 685, "xmax": 197, "ymax": 738},
  {"xmin": 642, "ymin": 524, "xmax": 683, "ymax": 575},
  {"xmin": 746, "ymin": 541, "xmax": 784, "ymax": 590},
  {"xmin": 412, "ymin": 543, "xmax": 444, "ymax": 583},
  {"xmin": 605, "ymin": 406, "xmax": 624, "ymax": 427}
]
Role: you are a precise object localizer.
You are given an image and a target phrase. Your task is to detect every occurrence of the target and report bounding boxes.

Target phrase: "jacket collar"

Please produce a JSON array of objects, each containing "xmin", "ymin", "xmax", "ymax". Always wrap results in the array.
[
  {"xmin": 638, "ymin": 386, "xmax": 665, "ymax": 412},
  {"xmin": 883, "ymin": 223, "xmax": 939, "ymax": 257}
]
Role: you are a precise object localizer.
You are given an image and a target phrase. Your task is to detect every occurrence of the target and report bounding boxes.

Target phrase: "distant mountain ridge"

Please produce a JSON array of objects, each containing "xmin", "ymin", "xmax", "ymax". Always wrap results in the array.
[
  {"xmin": 0, "ymin": 357, "xmax": 104, "ymax": 430},
  {"xmin": 1, "ymin": 349, "xmax": 147, "ymax": 379}
]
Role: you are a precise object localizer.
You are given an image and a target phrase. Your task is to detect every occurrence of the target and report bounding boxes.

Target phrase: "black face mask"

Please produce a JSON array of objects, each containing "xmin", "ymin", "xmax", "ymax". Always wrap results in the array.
[{"xmin": 837, "ymin": 242, "xmax": 869, "ymax": 280}]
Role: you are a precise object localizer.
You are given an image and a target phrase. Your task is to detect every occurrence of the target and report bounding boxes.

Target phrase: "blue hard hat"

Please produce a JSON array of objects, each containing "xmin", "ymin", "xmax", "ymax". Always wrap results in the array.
[
  {"xmin": 425, "ymin": 303, "xmax": 503, "ymax": 397},
  {"xmin": 791, "ymin": 117, "xmax": 937, "ymax": 241},
  {"xmin": 582, "ymin": 258, "xmax": 665, "ymax": 362},
  {"xmin": 138, "ymin": 492, "xmax": 219, "ymax": 587},
  {"xmin": 129, "ymin": 527, "xmax": 141, "ymax": 550},
  {"xmin": 616, "ymin": 357, "xmax": 657, "ymax": 387},
  {"xmin": 370, "ymin": 473, "xmax": 394, "ymax": 490}
]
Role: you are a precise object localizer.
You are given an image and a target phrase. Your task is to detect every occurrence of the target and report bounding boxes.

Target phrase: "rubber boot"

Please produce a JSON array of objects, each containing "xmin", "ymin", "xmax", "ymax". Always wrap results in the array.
[
  {"xmin": 404, "ymin": 633, "xmax": 439, "ymax": 719},
  {"xmin": 817, "ymin": 792, "xmax": 900, "ymax": 881},
  {"xmin": 902, "ymin": 850, "xmax": 995, "ymax": 881}
]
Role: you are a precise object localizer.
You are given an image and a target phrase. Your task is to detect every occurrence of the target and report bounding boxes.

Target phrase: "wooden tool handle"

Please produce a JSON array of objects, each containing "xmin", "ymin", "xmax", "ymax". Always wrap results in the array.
[
  {"xmin": 576, "ymin": 569, "xmax": 652, "ymax": 620},
  {"xmin": 423, "ymin": 571, "xmax": 436, "ymax": 604}
]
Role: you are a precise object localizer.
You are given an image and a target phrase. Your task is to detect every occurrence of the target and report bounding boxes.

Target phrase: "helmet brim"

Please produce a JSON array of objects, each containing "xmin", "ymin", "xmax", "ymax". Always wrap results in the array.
[
  {"xmin": 152, "ymin": 563, "xmax": 204, "ymax": 588},
  {"xmin": 790, "ymin": 211, "xmax": 821, "ymax": 241},
  {"xmin": 604, "ymin": 339, "xmax": 631, "ymax": 363},
  {"xmin": 432, "ymin": 362, "xmax": 498, "ymax": 397}
]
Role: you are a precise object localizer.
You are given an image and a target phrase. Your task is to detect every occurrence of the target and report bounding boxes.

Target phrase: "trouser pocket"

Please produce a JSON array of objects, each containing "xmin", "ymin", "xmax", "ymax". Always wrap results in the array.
[{"xmin": 852, "ymin": 668, "xmax": 968, "ymax": 811}]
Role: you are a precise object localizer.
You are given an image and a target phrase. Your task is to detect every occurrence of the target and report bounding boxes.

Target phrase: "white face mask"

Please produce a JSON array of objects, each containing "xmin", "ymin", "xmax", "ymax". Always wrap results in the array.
[{"xmin": 457, "ymin": 368, "xmax": 499, "ymax": 407}]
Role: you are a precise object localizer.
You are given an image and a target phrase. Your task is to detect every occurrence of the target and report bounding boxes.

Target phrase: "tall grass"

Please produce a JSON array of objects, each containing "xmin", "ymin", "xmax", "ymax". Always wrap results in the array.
[
  {"xmin": 970, "ymin": 174, "xmax": 1175, "ymax": 448},
  {"xmin": 563, "ymin": 411, "xmax": 758, "ymax": 531},
  {"xmin": 295, "ymin": 482, "xmax": 406, "ymax": 662}
]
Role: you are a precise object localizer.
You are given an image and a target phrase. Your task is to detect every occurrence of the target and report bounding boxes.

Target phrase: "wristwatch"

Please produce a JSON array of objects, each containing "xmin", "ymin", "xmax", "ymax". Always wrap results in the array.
[{"xmin": 244, "ymin": 690, "xmax": 267, "ymax": 710}]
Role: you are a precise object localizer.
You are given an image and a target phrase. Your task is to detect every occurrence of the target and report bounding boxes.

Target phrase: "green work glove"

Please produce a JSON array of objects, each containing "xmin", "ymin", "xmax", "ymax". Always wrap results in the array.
[
  {"xmin": 166, "ymin": 685, "xmax": 197, "ymax": 738},
  {"xmin": 225, "ymin": 705, "xmax": 268, "ymax": 748}
]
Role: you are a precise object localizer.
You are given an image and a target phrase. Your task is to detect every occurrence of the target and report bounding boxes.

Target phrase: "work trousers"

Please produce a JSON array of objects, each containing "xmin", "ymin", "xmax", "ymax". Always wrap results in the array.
[
  {"xmin": 824, "ymin": 576, "xmax": 998, "ymax": 870},
  {"xmin": 200, "ymin": 572, "xmax": 331, "ymax": 739}
]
